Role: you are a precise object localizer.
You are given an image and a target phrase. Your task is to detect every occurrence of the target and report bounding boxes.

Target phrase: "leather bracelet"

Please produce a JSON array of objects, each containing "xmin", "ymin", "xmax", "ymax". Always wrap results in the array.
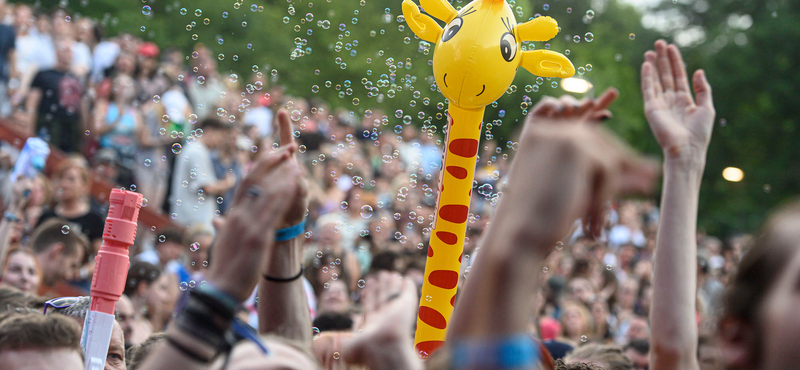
[{"xmin": 263, "ymin": 266, "xmax": 304, "ymax": 282}]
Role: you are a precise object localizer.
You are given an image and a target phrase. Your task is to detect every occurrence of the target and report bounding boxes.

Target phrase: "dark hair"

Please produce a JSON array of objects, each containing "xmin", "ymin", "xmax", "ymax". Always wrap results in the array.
[
  {"xmin": 29, "ymin": 218, "xmax": 89, "ymax": 258},
  {"xmin": 721, "ymin": 201, "xmax": 800, "ymax": 365},
  {"xmin": 127, "ymin": 332, "xmax": 166, "ymax": 370},
  {"xmin": 157, "ymin": 227, "xmax": 184, "ymax": 246},
  {"xmin": 368, "ymin": 251, "xmax": 400, "ymax": 275},
  {"xmin": 312, "ymin": 312, "xmax": 354, "ymax": 332},
  {"xmin": 0, "ymin": 312, "xmax": 82, "ymax": 354},
  {"xmin": 624, "ymin": 339, "xmax": 649, "ymax": 355},
  {"xmin": 124, "ymin": 261, "xmax": 162, "ymax": 297},
  {"xmin": 198, "ymin": 117, "xmax": 231, "ymax": 131}
]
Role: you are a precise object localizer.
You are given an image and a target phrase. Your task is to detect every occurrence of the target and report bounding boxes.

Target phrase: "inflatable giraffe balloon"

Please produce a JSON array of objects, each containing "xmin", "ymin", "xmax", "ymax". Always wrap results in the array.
[{"xmin": 402, "ymin": 0, "xmax": 575, "ymax": 357}]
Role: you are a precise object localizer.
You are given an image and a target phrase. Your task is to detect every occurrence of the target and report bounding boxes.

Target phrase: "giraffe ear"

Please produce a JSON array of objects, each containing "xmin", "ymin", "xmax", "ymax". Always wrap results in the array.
[
  {"xmin": 516, "ymin": 16, "xmax": 559, "ymax": 42},
  {"xmin": 519, "ymin": 50, "xmax": 576, "ymax": 79},
  {"xmin": 403, "ymin": 0, "xmax": 443, "ymax": 43},
  {"xmin": 421, "ymin": 0, "xmax": 459, "ymax": 23}
]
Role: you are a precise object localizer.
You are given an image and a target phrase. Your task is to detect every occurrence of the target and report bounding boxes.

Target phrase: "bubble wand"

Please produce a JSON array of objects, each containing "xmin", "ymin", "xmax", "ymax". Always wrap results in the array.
[
  {"xmin": 401, "ymin": 0, "xmax": 575, "ymax": 356},
  {"xmin": 82, "ymin": 189, "xmax": 143, "ymax": 370}
]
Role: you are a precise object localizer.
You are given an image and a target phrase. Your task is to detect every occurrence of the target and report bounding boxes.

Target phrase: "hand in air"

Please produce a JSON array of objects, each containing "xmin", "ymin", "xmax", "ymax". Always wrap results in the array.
[{"xmin": 641, "ymin": 40, "xmax": 715, "ymax": 160}]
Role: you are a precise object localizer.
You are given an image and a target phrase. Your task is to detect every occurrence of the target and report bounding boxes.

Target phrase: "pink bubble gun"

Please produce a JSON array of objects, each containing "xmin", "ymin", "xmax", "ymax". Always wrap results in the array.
[{"xmin": 82, "ymin": 189, "xmax": 143, "ymax": 370}]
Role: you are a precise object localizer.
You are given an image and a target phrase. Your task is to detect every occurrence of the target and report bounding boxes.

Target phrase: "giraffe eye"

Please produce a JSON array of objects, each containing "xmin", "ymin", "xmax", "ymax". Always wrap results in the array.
[
  {"xmin": 442, "ymin": 17, "xmax": 463, "ymax": 42},
  {"xmin": 500, "ymin": 32, "xmax": 517, "ymax": 62}
]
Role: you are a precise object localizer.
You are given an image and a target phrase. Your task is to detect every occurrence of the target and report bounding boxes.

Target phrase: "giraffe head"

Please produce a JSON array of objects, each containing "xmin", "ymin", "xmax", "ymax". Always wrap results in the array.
[{"xmin": 403, "ymin": 0, "xmax": 576, "ymax": 109}]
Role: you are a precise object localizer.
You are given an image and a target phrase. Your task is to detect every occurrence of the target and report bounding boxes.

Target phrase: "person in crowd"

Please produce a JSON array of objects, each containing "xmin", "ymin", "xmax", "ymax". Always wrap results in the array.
[
  {"xmin": 135, "ymin": 227, "xmax": 190, "ymax": 284},
  {"xmin": 170, "ymin": 117, "xmax": 236, "ymax": 230},
  {"xmin": 28, "ymin": 218, "xmax": 87, "ymax": 296},
  {"xmin": 124, "ymin": 261, "xmax": 173, "ymax": 346},
  {"xmin": 560, "ymin": 300, "xmax": 595, "ymax": 345},
  {"xmin": 0, "ymin": 248, "xmax": 40, "ymax": 293},
  {"xmin": 182, "ymin": 224, "xmax": 213, "ymax": 276},
  {"xmin": 316, "ymin": 279, "xmax": 352, "ymax": 315},
  {"xmin": 0, "ymin": 311, "xmax": 84, "ymax": 369},
  {"xmin": 0, "ymin": 0, "xmax": 14, "ymax": 118},
  {"xmin": 187, "ymin": 45, "xmax": 226, "ymax": 120},
  {"xmin": 135, "ymin": 41, "xmax": 169, "ymax": 103},
  {"xmin": 624, "ymin": 339, "xmax": 650, "ymax": 370},
  {"xmin": 23, "ymin": 38, "xmax": 84, "ymax": 152},
  {"xmin": 117, "ymin": 294, "xmax": 136, "ymax": 349},
  {"xmin": 38, "ymin": 155, "xmax": 104, "ymax": 257},
  {"xmin": 127, "ymin": 332, "xmax": 166, "ymax": 370},
  {"xmin": 93, "ymin": 73, "xmax": 142, "ymax": 186},
  {"xmin": 47, "ymin": 296, "xmax": 126, "ymax": 370}
]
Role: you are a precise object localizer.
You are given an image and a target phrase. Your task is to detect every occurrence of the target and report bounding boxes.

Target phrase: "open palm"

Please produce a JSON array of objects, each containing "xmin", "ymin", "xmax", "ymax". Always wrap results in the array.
[{"xmin": 641, "ymin": 40, "xmax": 715, "ymax": 159}]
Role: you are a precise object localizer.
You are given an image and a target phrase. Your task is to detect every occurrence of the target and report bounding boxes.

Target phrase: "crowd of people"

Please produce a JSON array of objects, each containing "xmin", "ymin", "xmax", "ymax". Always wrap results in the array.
[{"xmin": 0, "ymin": 3, "xmax": 793, "ymax": 370}]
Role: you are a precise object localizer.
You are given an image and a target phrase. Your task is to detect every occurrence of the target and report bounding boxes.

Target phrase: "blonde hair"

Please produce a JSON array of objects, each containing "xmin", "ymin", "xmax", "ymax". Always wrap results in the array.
[
  {"xmin": 560, "ymin": 300, "xmax": 595, "ymax": 340},
  {"xmin": 55, "ymin": 155, "xmax": 91, "ymax": 186}
]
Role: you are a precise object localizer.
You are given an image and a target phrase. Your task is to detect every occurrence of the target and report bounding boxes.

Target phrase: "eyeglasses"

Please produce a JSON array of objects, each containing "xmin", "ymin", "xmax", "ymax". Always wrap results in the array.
[{"xmin": 43, "ymin": 296, "xmax": 81, "ymax": 315}]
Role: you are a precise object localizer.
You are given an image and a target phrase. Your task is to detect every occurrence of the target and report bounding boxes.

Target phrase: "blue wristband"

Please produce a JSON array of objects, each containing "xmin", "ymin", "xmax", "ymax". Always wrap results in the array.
[
  {"xmin": 275, "ymin": 220, "xmax": 306, "ymax": 241},
  {"xmin": 451, "ymin": 334, "xmax": 540, "ymax": 370}
]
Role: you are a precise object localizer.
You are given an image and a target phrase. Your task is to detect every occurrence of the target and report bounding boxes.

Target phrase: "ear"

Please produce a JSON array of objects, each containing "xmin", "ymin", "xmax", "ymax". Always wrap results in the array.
[
  {"xmin": 402, "ymin": 0, "xmax": 443, "ymax": 43},
  {"xmin": 420, "ymin": 0, "xmax": 458, "ymax": 23},
  {"xmin": 515, "ymin": 16, "xmax": 559, "ymax": 42},
  {"xmin": 717, "ymin": 317, "xmax": 757, "ymax": 370},
  {"xmin": 519, "ymin": 50, "xmax": 575, "ymax": 79},
  {"xmin": 49, "ymin": 242, "xmax": 65, "ymax": 258}
]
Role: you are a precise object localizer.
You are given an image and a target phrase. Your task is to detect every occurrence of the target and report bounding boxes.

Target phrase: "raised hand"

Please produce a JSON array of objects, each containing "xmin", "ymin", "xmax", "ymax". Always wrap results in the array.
[
  {"xmin": 205, "ymin": 144, "xmax": 301, "ymax": 302},
  {"xmin": 641, "ymin": 40, "xmax": 715, "ymax": 161},
  {"xmin": 275, "ymin": 109, "xmax": 309, "ymax": 229},
  {"xmin": 343, "ymin": 273, "xmax": 422, "ymax": 370},
  {"xmin": 529, "ymin": 87, "xmax": 619, "ymax": 122},
  {"xmin": 502, "ymin": 115, "xmax": 658, "ymax": 248}
]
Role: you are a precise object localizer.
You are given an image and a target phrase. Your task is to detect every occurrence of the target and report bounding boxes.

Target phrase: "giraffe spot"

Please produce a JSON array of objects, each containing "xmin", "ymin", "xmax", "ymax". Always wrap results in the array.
[
  {"xmin": 427, "ymin": 245, "xmax": 434, "ymax": 257},
  {"xmin": 416, "ymin": 341, "xmax": 445, "ymax": 359},
  {"xmin": 458, "ymin": 253, "xmax": 462, "ymax": 263},
  {"xmin": 446, "ymin": 166, "xmax": 468, "ymax": 179},
  {"xmin": 439, "ymin": 205, "xmax": 469, "ymax": 224},
  {"xmin": 448, "ymin": 138, "xmax": 478, "ymax": 158},
  {"xmin": 428, "ymin": 270, "xmax": 459, "ymax": 289},
  {"xmin": 418, "ymin": 306, "xmax": 447, "ymax": 329},
  {"xmin": 451, "ymin": 294, "xmax": 456, "ymax": 307},
  {"xmin": 436, "ymin": 231, "xmax": 458, "ymax": 245}
]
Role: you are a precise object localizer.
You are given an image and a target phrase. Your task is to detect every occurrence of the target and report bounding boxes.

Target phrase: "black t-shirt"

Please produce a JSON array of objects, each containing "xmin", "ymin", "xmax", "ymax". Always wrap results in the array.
[
  {"xmin": 0, "ymin": 25, "xmax": 14, "ymax": 81},
  {"xmin": 38, "ymin": 207, "xmax": 105, "ymax": 246},
  {"xmin": 31, "ymin": 69, "xmax": 84, "ymax": 121},
  {"xmin": 31, "ymin": 69, "xmax": 84, "ymax": 152}
]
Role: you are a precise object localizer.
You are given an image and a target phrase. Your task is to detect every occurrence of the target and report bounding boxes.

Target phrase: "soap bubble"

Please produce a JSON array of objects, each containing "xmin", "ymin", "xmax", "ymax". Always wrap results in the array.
[
  {"xmin": 171, "ymin": 143, "xmax": 182, "ymax": 154},
  {"xmin": 61, "ymin": 225, "xmax": 70, "ymax": 234},
  {"xmin": 360, "ymin": 205, "xmax": 374, "ymax": 218}
]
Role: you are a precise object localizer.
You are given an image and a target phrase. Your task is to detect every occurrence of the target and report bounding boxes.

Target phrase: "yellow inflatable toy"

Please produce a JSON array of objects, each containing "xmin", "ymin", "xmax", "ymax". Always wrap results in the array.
[{"xmin": 402, "ymin": 0, "xmax": 575, "ymax": 357}]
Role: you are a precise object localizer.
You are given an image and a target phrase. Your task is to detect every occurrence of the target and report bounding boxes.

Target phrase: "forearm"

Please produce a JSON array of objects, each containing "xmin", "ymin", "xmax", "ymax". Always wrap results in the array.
[
  {"xmin": 650, "ymin": 157, "xmax": 703, "ymax": 369},
  {"xmin": 447, "ymin": 218, "xmax": 546, "ymax": 341},
  {"xmin": 200, "ymin": 179, "xmax": 233, "ymax": 196},
  {"xmin": 257, "ymin": 237, "xmax": 312, "ymax": 349}
]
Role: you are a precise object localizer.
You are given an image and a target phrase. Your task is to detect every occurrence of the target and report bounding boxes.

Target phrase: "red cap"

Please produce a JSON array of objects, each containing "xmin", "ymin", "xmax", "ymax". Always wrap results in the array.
[{"xmin": 137, "ymin": 42, "xmax": 160, "ymax": 58}]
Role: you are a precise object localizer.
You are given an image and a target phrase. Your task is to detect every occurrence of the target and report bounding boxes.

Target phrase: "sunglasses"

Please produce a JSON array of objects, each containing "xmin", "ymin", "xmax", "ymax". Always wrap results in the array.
[{"xmin": 43, "ymin": 296, "xmax": 82, "ymax": 315}]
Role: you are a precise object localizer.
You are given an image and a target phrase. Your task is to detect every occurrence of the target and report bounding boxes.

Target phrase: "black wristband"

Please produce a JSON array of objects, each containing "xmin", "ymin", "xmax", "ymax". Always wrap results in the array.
[
  {"xmin": 165, "ymin": 334, "xmax": 214, "ymax": 363},
  {"xmin": 263, "ymin": 266, "xmax": 304, "ymax": 282}
]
